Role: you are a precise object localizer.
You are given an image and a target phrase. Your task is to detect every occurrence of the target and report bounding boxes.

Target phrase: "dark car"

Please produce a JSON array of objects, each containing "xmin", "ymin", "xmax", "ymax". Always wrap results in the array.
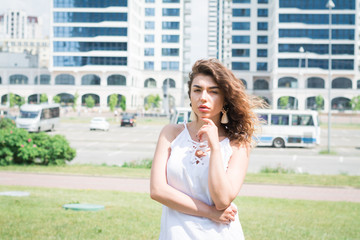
[{"xmin": 121, "ymin": 114, "xmax": 136, "ymax": 127}]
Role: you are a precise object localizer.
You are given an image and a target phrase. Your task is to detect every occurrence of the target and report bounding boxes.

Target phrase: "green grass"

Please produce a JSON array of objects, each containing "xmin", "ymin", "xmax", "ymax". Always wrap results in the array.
[
  {"xmin": 1, "ymin": 165, "xmax": 360, "ymax": 188},
  {"xmin": 0, "ymin": 185, "xmax": 359, "ymax": 240},
  {"xmin": 319, "ymin": 149, "xmax": 338, "ymax": 155}
]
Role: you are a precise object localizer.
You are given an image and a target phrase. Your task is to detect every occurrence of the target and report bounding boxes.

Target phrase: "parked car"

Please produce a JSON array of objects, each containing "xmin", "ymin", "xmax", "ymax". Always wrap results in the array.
[
  {"xmin": 121, "ymin": 114, "xmax": 136, "ymax": 127},
  {"xmin": 90, "ymin": 117, "xmax": 110, "ymax": 131}
]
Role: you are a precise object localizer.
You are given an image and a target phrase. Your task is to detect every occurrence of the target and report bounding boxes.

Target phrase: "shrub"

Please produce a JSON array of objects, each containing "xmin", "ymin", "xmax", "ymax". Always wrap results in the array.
[
  {"xmin": 0, "ymin": 117, "xmax": 16, "ymax": 129},
  {"xmin": 0, "ymin": 118, "xmax": 76, "ymax": 166}
]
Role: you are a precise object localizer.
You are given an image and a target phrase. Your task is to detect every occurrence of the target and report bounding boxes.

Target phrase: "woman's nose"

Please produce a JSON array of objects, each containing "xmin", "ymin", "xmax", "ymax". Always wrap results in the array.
[{"xmin": 200, "ymin": 90, "xmax": 208, "ymax": 101}]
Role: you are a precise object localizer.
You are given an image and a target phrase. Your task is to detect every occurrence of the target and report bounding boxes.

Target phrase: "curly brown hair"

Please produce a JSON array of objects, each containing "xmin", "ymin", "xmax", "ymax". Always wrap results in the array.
[{"xmin": 188, "ymin": 59, "xmax": 263, "ymax": 146}]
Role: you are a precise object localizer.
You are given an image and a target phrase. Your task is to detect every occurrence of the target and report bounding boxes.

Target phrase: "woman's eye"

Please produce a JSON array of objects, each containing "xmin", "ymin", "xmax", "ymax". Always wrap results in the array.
[{"xmin": 194, "ymin": 89, "xmax": 201, "ymax": 92}]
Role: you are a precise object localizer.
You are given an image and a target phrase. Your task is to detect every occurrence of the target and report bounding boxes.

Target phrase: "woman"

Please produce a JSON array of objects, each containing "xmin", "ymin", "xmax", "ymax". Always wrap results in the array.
[{"xmin": 150, "ymin": 59, "xmax": 261, "ymax": 239}]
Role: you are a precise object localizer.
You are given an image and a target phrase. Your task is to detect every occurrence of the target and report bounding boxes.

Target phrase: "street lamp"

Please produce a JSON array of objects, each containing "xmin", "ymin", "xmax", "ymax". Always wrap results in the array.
[{"xmin": 326, "ymin": 0, "xmax": 335, "ymax": 153}]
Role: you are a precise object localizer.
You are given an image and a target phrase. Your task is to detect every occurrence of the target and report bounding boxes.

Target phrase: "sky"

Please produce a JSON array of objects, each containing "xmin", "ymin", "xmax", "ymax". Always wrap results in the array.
[{"xmin": 0, "ymin": 0, "xmax": 208, "ymax": 63}]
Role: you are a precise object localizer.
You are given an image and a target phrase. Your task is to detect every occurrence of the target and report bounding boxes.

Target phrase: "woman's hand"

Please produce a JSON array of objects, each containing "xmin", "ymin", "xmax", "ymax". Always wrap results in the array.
[
  {"xmin": 197, "ymin": 118, "xmax": 220, "ymax": 150},
  {"xmin": 209, "ymin": 204, "xmax": 237, "ymax": 225}
]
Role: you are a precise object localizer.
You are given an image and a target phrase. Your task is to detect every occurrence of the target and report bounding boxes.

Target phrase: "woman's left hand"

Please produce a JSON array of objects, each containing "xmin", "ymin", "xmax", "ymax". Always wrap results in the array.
[{"xmin": 197, "ymin": 118, "xmax": 220, "ymax": 150}]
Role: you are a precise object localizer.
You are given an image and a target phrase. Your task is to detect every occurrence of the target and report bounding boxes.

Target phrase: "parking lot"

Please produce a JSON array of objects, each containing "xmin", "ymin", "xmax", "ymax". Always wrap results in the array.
[{"xmin": 50, "ymin": 120, "xmax": 360, "ymax": 175}]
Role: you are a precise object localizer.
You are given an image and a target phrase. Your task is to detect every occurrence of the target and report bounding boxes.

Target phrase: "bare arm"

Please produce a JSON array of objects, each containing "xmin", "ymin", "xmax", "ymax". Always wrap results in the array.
[
  {"xmin": 150, "ymin": 124, "xmax": 237, "ymax": 224},
  {"xmin": 198, "ymin": 119, "xmax": 250, "ymax": 210}
]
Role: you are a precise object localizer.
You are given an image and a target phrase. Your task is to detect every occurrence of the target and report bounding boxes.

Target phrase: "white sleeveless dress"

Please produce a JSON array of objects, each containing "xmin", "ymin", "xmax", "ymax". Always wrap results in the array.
[{"xmin": 159, "ymin": 123, "xmax": 245, "ymax": 240}]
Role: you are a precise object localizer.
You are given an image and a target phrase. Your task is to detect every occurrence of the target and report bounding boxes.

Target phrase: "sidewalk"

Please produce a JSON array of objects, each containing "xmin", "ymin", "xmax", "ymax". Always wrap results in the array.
[{"xmin": 1, "ymin": 172, "xmax": 360, "ymax": 203}]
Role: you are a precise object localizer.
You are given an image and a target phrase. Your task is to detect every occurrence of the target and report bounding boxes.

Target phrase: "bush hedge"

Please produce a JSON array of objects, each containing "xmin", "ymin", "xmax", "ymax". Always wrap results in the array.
[{"xmin": 0, "ymin": 117, "xmax": 76, "ymax": 166}]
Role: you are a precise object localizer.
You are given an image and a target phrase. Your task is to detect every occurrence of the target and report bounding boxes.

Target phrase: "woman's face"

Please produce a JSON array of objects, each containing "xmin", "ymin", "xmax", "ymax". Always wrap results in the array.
[{"xmin": 190, "ymin": 74, "xmax": 225, "ymax": 122}]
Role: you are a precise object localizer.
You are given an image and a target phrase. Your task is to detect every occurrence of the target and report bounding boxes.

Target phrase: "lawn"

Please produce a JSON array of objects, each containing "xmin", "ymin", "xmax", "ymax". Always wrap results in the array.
[
  {"xmin": 1, "ymin": 164, "xmax": 360, "ymax": 188},
  {"xmin": 0, "ymin": 185, "xmax": 359, "ymax": 240}
]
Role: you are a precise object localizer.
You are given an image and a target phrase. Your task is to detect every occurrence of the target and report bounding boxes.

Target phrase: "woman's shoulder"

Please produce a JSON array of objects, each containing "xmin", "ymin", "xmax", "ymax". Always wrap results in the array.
[
  {"xmin": 160, "ymin": 123, "xmax": 185, "ymax": 142},
  {"xmin": 229, "ymin": 140, "xmax": 250, "ymax": 153}
]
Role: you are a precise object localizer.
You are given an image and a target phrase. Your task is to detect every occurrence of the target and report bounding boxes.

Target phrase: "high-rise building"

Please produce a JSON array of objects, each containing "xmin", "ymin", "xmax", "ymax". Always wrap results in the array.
[
  {"xmin": 50, "ymin": 0, "xmax": 191, "ymax": 112},
  {"xmin": 0, "ymin": 10, "xmax": 49, "ymax": 68},
  {"xmin": 212, "ymin": 0, "xmax": 359, "ymax": 111}
]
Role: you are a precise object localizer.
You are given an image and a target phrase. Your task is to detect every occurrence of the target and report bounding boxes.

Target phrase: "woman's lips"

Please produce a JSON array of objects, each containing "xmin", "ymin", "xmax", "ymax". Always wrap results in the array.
[{"xmin": 198, "ymin": 106, "xmax": 210, "ymax": 112}]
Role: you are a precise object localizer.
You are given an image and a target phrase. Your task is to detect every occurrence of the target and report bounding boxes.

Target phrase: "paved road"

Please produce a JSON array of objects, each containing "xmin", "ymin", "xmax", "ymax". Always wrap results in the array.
[
  {"xmin": 1, "ymin": 172, "xmax": 359, "ymax": 203},
  {"xmin": 50, "ymin": 122, "xmax": 360, "ymax": 175}
]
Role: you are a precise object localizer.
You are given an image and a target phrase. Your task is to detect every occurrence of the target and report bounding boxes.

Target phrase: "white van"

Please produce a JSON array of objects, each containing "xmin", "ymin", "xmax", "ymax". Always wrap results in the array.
[
  {"xmin": 170, "ymin": 107, "xmax": 192, "ymax": 124},
  {"xmin": 16, "ymin": 104, "xmax": 60, "ymax": 132}
]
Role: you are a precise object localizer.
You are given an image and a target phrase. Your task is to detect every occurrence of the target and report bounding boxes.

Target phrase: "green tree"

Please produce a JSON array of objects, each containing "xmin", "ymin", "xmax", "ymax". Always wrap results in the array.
[
  {"xmin": 17, "ymin": 96, "xmax": 25, "ymax": 107},
  {"xmin": 9, "ymin": 93, "xmax": 25, "ymax": 107},
  {"xmin": 145, "ymin": 94, "xmax": 161, "ymax": 110},
  {"xmin": 73, "ymin": 91, "xmax": 79, "ymax": 111},
  {"xmin": 279, "ymin": 96, "xmax": 289, "ymax": 109},
  {"xmin": 119, "ymin": 95, "xmax": 126, "ymax": 111},
  {"xmin": 350, "ymin": 95, "xmax": 360, "ymax": 111},
  {"xmin": 85, "ymin": 95, "xmax": 95, "ymax": 108},
  {"xmin": 109, "ymin": 94, "xmax": 118, "ymax": 112},
  {"xmin": 53, "ymin": 95, "xmax": 61, "ymax": 104},
  {"xmin": 315, "ymin": 95, "xmax": 324, "ymax": 111},
  {"xmin": 40, "ymin": 94, "xmax": 48, "ymax": 103}
]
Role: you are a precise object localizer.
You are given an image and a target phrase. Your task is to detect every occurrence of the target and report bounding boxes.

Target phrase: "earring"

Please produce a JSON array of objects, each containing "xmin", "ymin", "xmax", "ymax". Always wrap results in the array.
[
  {"xmin": 189, "ymin": 103, "xmax": 196, "ymax": 122},
  {"xmin": 221, "ymin": 109, "xmax": 229, "ymax": 124}
]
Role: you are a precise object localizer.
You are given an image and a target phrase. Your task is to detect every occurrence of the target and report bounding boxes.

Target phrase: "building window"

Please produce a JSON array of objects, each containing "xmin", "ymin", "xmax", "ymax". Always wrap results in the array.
[
  {"xmin": 232, "ymin": 9, "xmax": 250, "ymax": 17},
  {"xmin": 162, "ymin": 48, "xmax": 179, "ymax": 56},
  {"xmin": 232, "ymin": 49, "xmax": 250, "ymax": 57},
  {"xmin": 258, "ymin": 9, "xmax": 268, "ymax": 17},
  {"xmin": 257, "ymin": 35, "xmax": 268, "ymax": 44},
  {"xmin": 279, "ymin": 0, "xmax": 355, "ymax": 10},
  {"xmin": 9, "ymin": 74, "xmax": 28, "ymax": 85},
  {"xmin": 146, "ymin": 0, "xmax": 155, "ymax": 2},
  {"xmin": 332, "ymin": 60, "xmax": 354, "ymax": 70},
  {"xmin": 163, "ymin": 78, "xmax": 176, "ymax": 88},
  {"xmin": 331, "ymin": 97, "xmax": 351, "ymax": 110},
  {"xmin": 257, "ymin": 62, "xmax": 268, "ymax": 71},
  {"xmin": 233, "ymin": 0, "xmax": 250, "ymax": 3},
  {"xmin": 332, "ymin": 77, "xmax": 352, "ymax": 89},
  {"xmin": 161, "ymin": 61, "xmax": 179, "ymax": 70},
  {"xmin": 54, "ymin": 41, "xmax": 127, "ymax": 52},
  {"xmin": 144, "ymin": 78, "xmax": 156, "ymax": 87},
  {"xmin": 257, "ymin": 49, "xmax": 267, "ymax": 57},
  {"xmin": 53, "ymin": 12, "xmax": 127, "ymax": 23},
  {"xmin": 232, "ymin": 62, "xmax": 250, "ymax": 70},
  {"xmin": 162, "ymin": 34, "xmax": 179, "ymax": 43},
  {"xmin": 279, "ymin": 29, "xmax": 354, "ymax": 40},
  {"xmin": 232, "ymin": 22, "xmax": 250, "ymax": 30},
  {"xmin": 144, "ymin": 48, "xmax": 154, "ymax": 56},
  {"xmin": 278, "ymin": 77, "xmax": 298, "ymax": 88},
  {"xmin": 307, "ymin": 77, "xmax": 325, "ymax": 88},
  {"xmin": 55, "ymin": 74, "xmax": 75, "ymax": 85},
  {"xmin": 54, "ymin": 0, "xmax": 128, "ymax": 8},
  {"xmin": 279, "ymin": 14, "xmax": 355, "ymax": 25},
  {"xmin": 162, "ymin": 21, "xmax": 180, "ymax": 29},
  {"xmin": 54, "ymin": 27, "xmax": 127, "ymax": 37},
  {"xmin": 162, "ymin": 8, "xmax": 180, "ymax": 16},
  {"xmin": 258, "ymin": 0, "xmax": 268, "ymax": 3},
  {"xmin": 144, "ymin": 34, "xmax": 155, "ymax": 43},
  {"xmin": 232, "ymin": 35, "xmax": 250, "ymax": 43},
  {"xmin": 144, "ymin": 61, "xmax": 154, "ymax": 70},
  {"xmin": 81, "ymin": 74, "xmax": 100, "ymax": 85},
  {"xmin": 163, "ymin": 0, "xmax": 180, "ymax": 3},
  {"xmin": 254, "ymin": 79, "xmax": 269, "ymax": 90},
  {"xmin": 145, "ymin": 8, "xmax": 155, "ymax": 16},
  {"xmin": 145, "ymin": 21, "xmax": 155, "ymax": 29},
  {"xmin": 107, "ymin": 74, "xmax": 126, "ymax": 86},
  {"xmin": 34, "ymin": 74, "xmax": 51, "ymax": 85},
  {"xmin": 53, "ymin": 56, "xmax": 127, "ymax": 67},
  {"xmin": 257, "ymin": 22, "xmax": 268, "ymax": 30}
]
